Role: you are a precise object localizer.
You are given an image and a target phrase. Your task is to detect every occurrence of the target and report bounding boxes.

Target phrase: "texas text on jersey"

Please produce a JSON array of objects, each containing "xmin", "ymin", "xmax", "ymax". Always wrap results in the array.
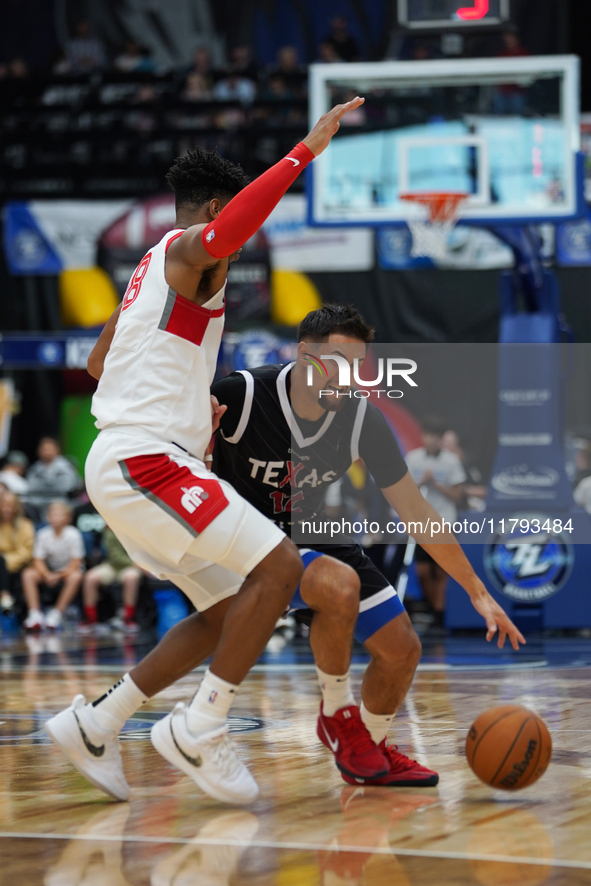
[{"xmin": 211, "ymin": 363, "xmax": 408, "ymax": 537}]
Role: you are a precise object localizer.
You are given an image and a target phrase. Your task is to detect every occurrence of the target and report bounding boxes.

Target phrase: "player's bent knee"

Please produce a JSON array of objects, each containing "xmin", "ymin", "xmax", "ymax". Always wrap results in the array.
[{"xmin": 300, "ymin": 558, "xmax": 359, "ymax": 614}]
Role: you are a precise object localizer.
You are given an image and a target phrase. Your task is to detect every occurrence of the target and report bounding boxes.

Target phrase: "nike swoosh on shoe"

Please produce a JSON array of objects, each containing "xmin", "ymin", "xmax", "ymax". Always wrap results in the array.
[
  {"xmin": 170, "ymin": 719, "xmax": 203, "ymax": 768},
  {"xmin": 74, "ymin": 711, "xmax": 105, "ymax": 758},
  {"xmin": 320, "ymin": 720, "xmax": 339, "ymax": 753}
]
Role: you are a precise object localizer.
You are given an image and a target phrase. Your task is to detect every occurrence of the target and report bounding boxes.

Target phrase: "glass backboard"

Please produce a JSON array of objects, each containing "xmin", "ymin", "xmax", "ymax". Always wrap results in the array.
[{"xmin": 308, "ymin": 56, "xmax": 581, "ymax": 227}]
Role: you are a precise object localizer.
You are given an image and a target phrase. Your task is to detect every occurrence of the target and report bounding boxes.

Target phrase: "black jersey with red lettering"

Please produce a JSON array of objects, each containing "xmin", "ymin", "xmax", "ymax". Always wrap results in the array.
[{"xmin": 211, "ymin": 363, "xmax": 407, "ymax": 535}]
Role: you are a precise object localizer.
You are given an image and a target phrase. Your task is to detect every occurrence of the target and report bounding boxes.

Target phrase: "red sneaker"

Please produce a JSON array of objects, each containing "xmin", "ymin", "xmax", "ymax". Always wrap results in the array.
[
  {"xmin": 317, "ymin": 704, "xmax": 389, "ymax": 779},
  {"xmin": 341, "ymin": 740, "xmax": 439, "ymax": 787}
]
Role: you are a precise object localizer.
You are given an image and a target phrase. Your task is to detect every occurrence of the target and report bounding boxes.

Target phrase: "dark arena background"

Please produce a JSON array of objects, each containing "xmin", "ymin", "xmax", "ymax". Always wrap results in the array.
[{"xmin": 3, "ymin": 2, "xmax": 591, "ymax": 884}]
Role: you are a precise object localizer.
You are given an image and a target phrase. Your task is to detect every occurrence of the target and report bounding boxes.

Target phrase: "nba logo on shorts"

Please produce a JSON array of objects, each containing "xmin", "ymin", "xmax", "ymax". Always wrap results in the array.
[{"xmin": 208, "ymin": 690, "xmax": 218, "ymax": 704}]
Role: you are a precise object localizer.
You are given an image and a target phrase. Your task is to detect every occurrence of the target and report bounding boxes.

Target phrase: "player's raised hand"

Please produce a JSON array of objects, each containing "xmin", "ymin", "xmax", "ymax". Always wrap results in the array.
[
  {"xmin": 469, "ymin": 582, "xmax": 526, "ymax": 650},
  {"xmin": 303, "ymin": 97, "xmax": 365, "ymax": 157}
]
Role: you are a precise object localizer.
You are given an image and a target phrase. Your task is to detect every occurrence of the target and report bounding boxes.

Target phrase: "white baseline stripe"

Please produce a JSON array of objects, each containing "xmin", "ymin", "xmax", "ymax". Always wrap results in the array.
[{"xmin": 0, "ymin": 831, "xmax": 585, "ymax": 870}]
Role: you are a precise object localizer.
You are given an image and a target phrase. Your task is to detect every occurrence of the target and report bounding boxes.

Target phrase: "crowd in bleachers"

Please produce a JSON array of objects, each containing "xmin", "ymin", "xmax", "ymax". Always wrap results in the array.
[{"xmin": 0, "ymin": 436, "xmax": 144, "ymax": 636}]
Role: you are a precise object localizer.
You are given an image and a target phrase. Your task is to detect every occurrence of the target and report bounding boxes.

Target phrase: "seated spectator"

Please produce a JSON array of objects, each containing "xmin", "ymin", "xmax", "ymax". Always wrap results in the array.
[
  {"xmin": 21, "ymin": 501, "xmax": 84, "ymax": 632},
  {"xmin": 65, "ymin": 18, "xmax": 106, "ymax": 75},
  {"xmin": 275, "ymin": 45, "xmax": 303, "ymax": 76},
  {"xmin": 323, "ymin": 16, "xmax": 360, "ymax": 62},
  {"xmin": 267, "ymin": 45, "xmax": 307, "ymax": 98},
  {"xmin": 317, "ymin": 41, "xmax": 341, "ymax": 64},
  {"xmin": 114, "ymin": 41, "xmax": 155, "ymax": 74},
  {"xmin": 26, "ymin": 437, "xmax": 81, "ymax": 518},
  {"xmin": 572, "ymin": 438, "xmax": 591, "ymax": 487},
  {"xmin": 260, "ymin": 74, "xmax": 293, "ymax": 102},
  {"xmin": 183, "ymin": 71, "xmax": 212, "ymax": 101},
  {"xmin": 493, "ymin": 26, "xmax": 529, "ymax": 115},
  {"xmin": 574, "ymin": 475, "xmax": 591, "ymax": 514},
  {"xmin": 226, "ymin": 45, "xmax": 259, "ymax": 82},
  {"xmin": 7, "ymin": 58, "xmax": 29, "ymax": 78},
  {"xmin": 79, "ymin": 527, "xmax": 141, "ymax": 634},
  {"xmin": 406, "ymin": 417, "xmax": 466, "ymax": 632},
  {"xmin": 0, "ymin": 451, "xmax": 29, "ymax": 495},
  {"xmin": 0, "ymin": 490, "xmax": 34, "ymax": 614},
  {"xmin": 212, "ymin": 44, "xmax": 258, "ymax": 104},
  {"xmin": 212, "ymin": 74, "xmax": 256, "ymax": 104},
  {"xmin": 441, "ymin": 429, "xmax": 487, "ymax": 510}
]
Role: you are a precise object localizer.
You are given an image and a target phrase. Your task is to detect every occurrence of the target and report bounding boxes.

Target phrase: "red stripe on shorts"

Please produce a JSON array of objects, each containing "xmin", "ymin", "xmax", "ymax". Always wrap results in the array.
[
  {"xmin": 121, "ymin": 454, "xmax": 229, "ymax": 537},
  {"xmin": 162, "ymin": 293, "xmax": 225, "ymax": 347}
]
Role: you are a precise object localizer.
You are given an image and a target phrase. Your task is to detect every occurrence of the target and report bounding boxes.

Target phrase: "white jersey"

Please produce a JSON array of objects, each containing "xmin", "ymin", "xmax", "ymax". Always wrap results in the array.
[{"xmin": 92, "ymin": 229, "xmax": 225, "ymax": 459}]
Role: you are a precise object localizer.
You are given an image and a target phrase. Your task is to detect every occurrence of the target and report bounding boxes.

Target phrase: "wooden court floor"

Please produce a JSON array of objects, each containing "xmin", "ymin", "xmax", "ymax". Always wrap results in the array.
[{"xmin": 1, "ymin": 635, "xmax": 591, "ymax": 885}]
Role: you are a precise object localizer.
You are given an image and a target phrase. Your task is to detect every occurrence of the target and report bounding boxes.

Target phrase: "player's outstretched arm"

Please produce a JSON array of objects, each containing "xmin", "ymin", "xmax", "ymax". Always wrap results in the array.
[
  {"xmin": 382, "ymin": 473, "xmax": 526, "ymax": 650},
  {"xmin": 169, "ymin": 97, "xmax": 365, "ymax": 269}
]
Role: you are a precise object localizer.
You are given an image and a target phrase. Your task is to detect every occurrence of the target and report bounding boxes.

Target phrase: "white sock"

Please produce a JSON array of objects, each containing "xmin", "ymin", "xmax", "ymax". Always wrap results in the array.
[
  {"xmin": 316, "ymin": 666, "xmax": 355, "ymax": 717},
  {"xmin": 185, "ymin": 668, "xmax": 238, "ymax": 736},
  {"xmin": 360, "ymin": 702, "xmax": 394, "ymax": 746},
  {"xmin": 90, "ymin": 673, "xmax": 148, "ymax": 733}
]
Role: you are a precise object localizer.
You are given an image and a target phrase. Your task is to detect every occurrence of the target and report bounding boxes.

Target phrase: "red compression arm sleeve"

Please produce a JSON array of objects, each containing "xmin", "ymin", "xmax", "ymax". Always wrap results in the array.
[{"xmin": 201, "ymin": 142, "xmax": 314, "ymax": 259}]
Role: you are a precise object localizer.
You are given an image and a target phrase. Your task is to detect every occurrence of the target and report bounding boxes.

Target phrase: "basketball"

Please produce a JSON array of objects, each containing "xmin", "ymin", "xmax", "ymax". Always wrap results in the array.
[{"xmin": 466, "ymin": 705, "xmax": 552, "ymax": 790}]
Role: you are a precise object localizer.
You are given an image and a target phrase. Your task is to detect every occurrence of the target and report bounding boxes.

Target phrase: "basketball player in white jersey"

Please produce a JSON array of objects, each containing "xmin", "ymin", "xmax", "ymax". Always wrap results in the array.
[{"xmin": 44, "ymin": 97, "xmax": 367, "ymax": 805}]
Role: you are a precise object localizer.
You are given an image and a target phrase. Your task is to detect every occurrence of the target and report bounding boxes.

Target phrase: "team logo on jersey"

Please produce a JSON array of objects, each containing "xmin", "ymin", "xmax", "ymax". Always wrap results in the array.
[
  {"xmin": 484, "ymin": 518, "xmax": 574, "ymax": 602},
  {"xmin": 303, "ymin": 353, "xmax": 328, "ymax": 378},
  {"xmin": 180, "ymin": 485, "xmax": 210, "ymax": 514},
  {"xmin": 205, "ymin": 229, "xmax": 215, "ymax": 243}
]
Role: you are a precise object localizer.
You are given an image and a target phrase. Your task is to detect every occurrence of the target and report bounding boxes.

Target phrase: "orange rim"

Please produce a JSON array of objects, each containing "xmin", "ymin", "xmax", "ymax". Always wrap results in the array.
[{"xmin": 399, "ymin": 192, "xmax": 468, "ymax": 223}]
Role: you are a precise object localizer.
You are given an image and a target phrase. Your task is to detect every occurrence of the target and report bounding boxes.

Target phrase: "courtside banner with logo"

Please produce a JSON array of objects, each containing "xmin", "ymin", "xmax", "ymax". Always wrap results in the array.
[{"xmin": 3, "ymin": 200, "xmax": 132, "ymax": 274}]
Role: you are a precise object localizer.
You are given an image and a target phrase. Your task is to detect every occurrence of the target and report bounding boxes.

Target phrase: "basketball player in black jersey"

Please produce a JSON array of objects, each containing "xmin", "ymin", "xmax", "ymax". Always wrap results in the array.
[{"xmin": 208, "ymin": 304, "xmax": 525, "ymax": 786}]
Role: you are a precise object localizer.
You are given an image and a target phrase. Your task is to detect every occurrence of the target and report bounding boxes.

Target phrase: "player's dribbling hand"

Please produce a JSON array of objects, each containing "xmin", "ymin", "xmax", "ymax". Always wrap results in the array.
[
  {"xmin": 303, "ymin": 96, "xmax": 365, "ymax": 157},
  {"xmin": 469, "ymin": 582, "xmax": 526, "ymax": 650}
]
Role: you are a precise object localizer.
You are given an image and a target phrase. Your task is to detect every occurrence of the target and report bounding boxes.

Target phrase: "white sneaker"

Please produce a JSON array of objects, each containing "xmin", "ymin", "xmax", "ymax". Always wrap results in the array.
[
  {"xmin": 24, "ymin": 609, "xmax": 45, "ymax": 632},
  {"xmin": 150, "ymin": 702, "xmax": 259, "ymax": 805},
  {"xmin": 44, "ymin": 694, "xmax": 130, "ymax": 801},
  {"xmin": 45, "ymin": 608, "xmax": 63, "ymax": 630}
]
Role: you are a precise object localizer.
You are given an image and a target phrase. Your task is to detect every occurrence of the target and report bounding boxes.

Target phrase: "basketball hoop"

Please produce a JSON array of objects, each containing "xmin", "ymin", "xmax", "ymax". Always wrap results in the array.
[{"xmin": 400, "ymin": 192, "xmax": 468, "ymax": 261}]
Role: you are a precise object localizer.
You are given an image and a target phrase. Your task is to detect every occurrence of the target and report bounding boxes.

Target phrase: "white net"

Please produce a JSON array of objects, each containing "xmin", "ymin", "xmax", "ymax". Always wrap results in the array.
[
  {"xmin": 401, "ymin": 193, "xmax": 467, "ymax": 261},
  {"xmin": 406, "ymin": 218, "xmax": 458, "ymax": 261}
]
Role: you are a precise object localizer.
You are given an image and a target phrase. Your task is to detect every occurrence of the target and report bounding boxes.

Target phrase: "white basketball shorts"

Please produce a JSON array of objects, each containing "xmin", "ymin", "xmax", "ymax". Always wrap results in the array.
[{"xmin": 85, "ymin": 428, "xmax": 286, "ymax": 612}]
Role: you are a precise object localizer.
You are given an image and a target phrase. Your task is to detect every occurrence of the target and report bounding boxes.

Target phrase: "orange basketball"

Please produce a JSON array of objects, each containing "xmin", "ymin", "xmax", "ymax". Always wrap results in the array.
[{"xmin": 466, "ymin": 704, "xmax": 552, "ymax": 791}]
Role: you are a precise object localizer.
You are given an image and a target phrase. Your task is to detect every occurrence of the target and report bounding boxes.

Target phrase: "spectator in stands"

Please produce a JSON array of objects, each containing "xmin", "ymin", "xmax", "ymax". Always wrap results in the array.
[
  {"xmin": 498, "ymin": 25, "xmax": 529, "ymax": 59},
  {"xmin": 21, "ymin": 500, "xmax": 84, "ymax": 632},
  {"xmin": 276, "ymin": 45, "xmax": 303, "ymax": 76},
  {"xmin": 0, "ymin": 451, "xmax": 29, "ymax": 496},
  {"xmin": 183, "ymin": 71, "xmax": 212, "ymax": 101},
  {"xmin": 114, "ymin": 41, "xmax": 155, "ymax": 74},
  {"xmin": 572, "ymin": 438, "xmax": 591, "ymax": 488},
  {"xmin": 405, "ymin": 417, "xmax": 466, "ymax": 632},
  {"xmin": 7, "ymin": 58, "xmax": 29, "ymax": 78},
  {"xmin": 65, "ymin": 19, "xmax": 106, "ymax": 75},
  {"xmin": 493, "ymin": 26, "xmax": 529, "ymax": 115},
  {"xmin": 0, "ymin": 490, "xmax": 34, "ymax": 615},
  {"xmin": 441, "ymin": 429, "xmax": 487, "ymax": 510},
  {"xmin": 226, "ymin": 45, "xmax": 259, "ymax": 82},
  {"xmin": 213, "ymin": 44, "xmax": 258, "ymax": 104},
  {"xmin": 323, "ymin": 16, "xmax": 360, "ymax": 62},
  {"xmin": 186, "ymin": 47, "xmax": 215, "ymax": 87},
  {"xmin": 26, "ymin": 437, "xmax": 81, "ymax": 518},
  {"xmin": 213, "ymin": 72, "xmax": 256, "ymax": 104},
  {"xmin": 317, "ymin": 41, "xmax": 341, "ymax": 64},
  {"xmin": 79, "ymin": 526, "xmax": 141, "ymax": 634}
]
